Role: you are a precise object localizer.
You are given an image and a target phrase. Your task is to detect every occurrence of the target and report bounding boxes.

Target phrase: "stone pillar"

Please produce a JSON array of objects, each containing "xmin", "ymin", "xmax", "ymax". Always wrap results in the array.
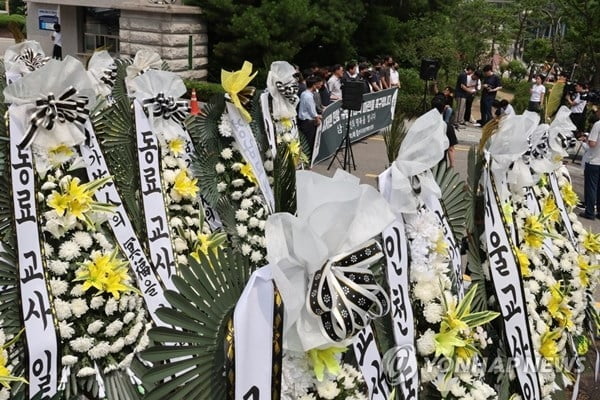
[{"xmin": 119, "ymin": 6, "xmax": 208, "ymax": 80}]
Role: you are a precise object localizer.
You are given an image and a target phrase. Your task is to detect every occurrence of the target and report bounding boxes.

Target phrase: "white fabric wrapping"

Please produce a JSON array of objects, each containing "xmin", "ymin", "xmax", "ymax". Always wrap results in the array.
[
  {"xmin": 125, "ymin": 49, "xmax": 163, "ymax": 89},
  {"xmin": 87, "ymin": 50, "xmax": 116, "ymax": 98},
  {"xmin": 548, "ymin": 106, "xmax": 577, "ymax": 161},
  {"xmin": 130, "ymin": 69, "xmax": 188, "ymax": 144},
  {"xmin": 267, "ymin": 170, "xmax": 395, "ymax": 351},
  {"xmin": 384, "ymin": 109, "xmax": 447, "ymax": 214},
  {"xmin": 266, "ymin": 61, "xmax": 299, "ymax": 121},
  {"xmin": 4, "ymin": 40, "xmax": 49, "ymax": 83}
]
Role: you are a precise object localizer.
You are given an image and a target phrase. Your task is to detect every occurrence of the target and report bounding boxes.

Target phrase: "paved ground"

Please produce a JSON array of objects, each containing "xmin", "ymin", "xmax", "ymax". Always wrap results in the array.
[{"xmin": 312, "ymin": 117, "xmax": 600, "ymax": 400}]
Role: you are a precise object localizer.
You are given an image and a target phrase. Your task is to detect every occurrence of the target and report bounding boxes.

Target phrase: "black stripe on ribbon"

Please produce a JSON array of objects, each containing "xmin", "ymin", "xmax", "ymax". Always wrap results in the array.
[
  {"xmin": 142, "ymin": 92, "xmax": 190, "ymax": 125},
  {"xmin": 308, "ymin": 240, "xmax": 390, "ymax": 342},
  {"xmin": 275, "ymin": 80, "xmax": 299, "ymax": 105},
  {"xmin": 19, "ymin": 86, "xmax": 90, "ymax": 149},
  {"xmin": 99, "ymin": 65, "xmax": 118, "ymax": 88},
  {"xmin": 15, "ymin": 48, "xmax": 49, "ymax": 72},
  {"xmin": 525, "ymin": 131, "xmax": 549, "ymax": 163}
]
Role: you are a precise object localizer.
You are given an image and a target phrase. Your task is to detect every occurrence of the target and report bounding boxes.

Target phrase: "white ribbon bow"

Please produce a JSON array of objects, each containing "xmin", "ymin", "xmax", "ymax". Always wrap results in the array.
[
  {"xmin": 266, "ymin": 61, "xmax": 299, "ymax": 121},
  {"xmin": 125, "ymin": 49, "xmax": 163, "ymax": 91},
  {"xmin": 129, "ymin": 69, "xmax": 188, "ymax": 144},
  {"xmin": 548, "ymin": 106, "xmax": 577, "ymax": 161},
  {"xmin": 87, "ymin": 50, "xmax": 117, "ymax": 98},
  {"xmin": 267, "ymin": 170, "xmax": 395, "ymax": 351},
  {"xmin": 4, "ymin": 40, "xmax": 49, "ymax": 78},
  {"xmin": 3, "ymin": 56, "xmax": 96, "ymax": 152},
  {"xmin": 382, "ymin": 108, "xmax": 448, "ymax": 214}
]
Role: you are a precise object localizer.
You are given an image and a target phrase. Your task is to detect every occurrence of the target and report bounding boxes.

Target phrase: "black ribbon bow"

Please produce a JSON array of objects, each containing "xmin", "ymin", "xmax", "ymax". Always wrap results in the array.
[
  {"xmin": 275, "ymin": 79, "xmax": 299, "ymax": 105},
  {"xmin": 525, "ymin": 131, "xmax": 549, "ymax": 163},
  {"xmin": 19, "ymin": 87, "xmax": 90, "ymax": 149},
  {"xmin": 307, "ymin": 240, "xmax": 390, "ymax": 342},
  {"xmin": 100, "ymin": 64, "xmax": 118, "ymax": 89},
  {"xmin": 142, "ymin": 92, "xmax": 190, "ymax": 125},
  {"xmin": 15, "ymin": 48, "xmax": 49, "ymax": 72}
]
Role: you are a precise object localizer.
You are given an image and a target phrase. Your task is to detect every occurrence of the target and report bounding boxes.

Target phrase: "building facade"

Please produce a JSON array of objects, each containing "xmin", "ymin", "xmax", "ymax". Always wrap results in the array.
[{"xmin": 24, "ymin": 0, "xmax": 208, "ymax": 79}]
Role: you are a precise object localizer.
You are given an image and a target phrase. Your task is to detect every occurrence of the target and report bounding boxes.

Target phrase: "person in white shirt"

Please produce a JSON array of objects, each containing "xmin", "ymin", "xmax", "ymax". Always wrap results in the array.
[
  {"xmin": 298, "ymin": 76, "xmax": 322, "ymax": 153},
  {"xmin": 528, "ymin": 74, "xmax": 546, "ymax": 113},
  {"xmin": 51, "ymin": 23, "xmax": 62, "ymax": 60},
  {"xmin": 578, "ymin": 106, "xmax": 600, "ymax": 219},
  {"xmin": 327, "ymin": 64, "xmax": 343, "ymax": 101},
  {"xmin": 566, "ymin": 82, "xmax": 588, "ymax": 136}
]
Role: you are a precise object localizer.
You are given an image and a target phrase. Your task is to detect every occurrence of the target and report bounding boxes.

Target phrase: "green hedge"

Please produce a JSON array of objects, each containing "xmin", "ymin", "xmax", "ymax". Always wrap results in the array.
[
  {"xmin": 183, "ymin": 80, "xmax": 225, "ymax": 101},
  {"xmin": 0, "ymin": 13, "xmax": 25, "ymax": 29}
]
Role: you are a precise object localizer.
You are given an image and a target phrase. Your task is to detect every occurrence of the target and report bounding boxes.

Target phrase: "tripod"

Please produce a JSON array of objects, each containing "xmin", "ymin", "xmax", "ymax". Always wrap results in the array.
[
  {"xmin": 416, "ymin": 79, "xmax": 429, "ymax": 114},
  {"xmin": 327, "ymin": 109, "xmax": 356, "ymax": 171}
]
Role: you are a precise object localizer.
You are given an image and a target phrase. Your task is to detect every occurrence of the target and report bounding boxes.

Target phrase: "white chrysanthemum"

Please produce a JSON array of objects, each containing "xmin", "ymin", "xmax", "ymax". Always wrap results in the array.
[
  {"xmin": 55, "ymin": 298, "xmax": 72, "ymax": 321},
  {"xmin": 59, "ymin": 321, "xmax": 75, "ymax": 339},
  {"xmin": 173, "ymin": 237, "xmax": 188, "ymax": 252},
  {"xmin": 50, "ymin": 278, "xmax": 69, "ymax": 297},
  {"xmin": 70, "ymin": 284, "xmax": 85, "ymax": 297},
  {"xmin": 316, "ymin": 379, "xmax": 340, "ymax": 400},
  {"xmin": 251, "ymin": 251, "xmax": 263, "ymax": 263},
  {"xmin": 62, "ymin": 355, "xmax": 78, "ymax": 366},
  {"xmin": 243, "ymin": 187, "xmax": 255, "ymax": 197},
  {"xmin": 119, "ymin": 295, "xmax": 130, "ymax": 312},
  {"xmin": 231, "ymin": 191, "xmax": 243, "ymax": 200},
  {"xmin": 298, "ymin": 395, "xmax": 316, "ymax": 400},
  {"xmin": 118, "ymin": 353, "xmax": 134, "ymax": 369},
  {"xmin": 232, "ymin": 178, "xmax": 245, "ymax": 187},
  {"xmin": 88, "ymin": 341, "xmax": 111, "ymax": 360},
  {"xmin": 177, "ymin": 254, "xmax": 188, "ymax": 265},
  {"xmin": 87, "ymin": 320, "xmax": 104, "ymax": 335},
  {"xmin": 41, "ymin": 181, "xmax": 57, "ymax": 191},
  {"xmin": 105, "ymin": 298, "xmax": 118, "ymax": 316},
  {"xmin": 43, "ymin": 242, "xmax": 54, "ymax": 257},
  {"xmin": 215, "ymin": 163, "xmax": 226, "ymax": 174},
  {"xmin": 76, "ymin": 367, "xmax": 96, "ymax": 377},
  {"xmin": 416, "ymin": 328, "xmax": 436, "ymax": 356},
  {"xmin": 90, "ymin": 296, "xmax": 105, "ymax": 310},
  {"xmin": 163, "ymin": 155, "xmax": 178, "ymax": 168},
  {"xmin": 105, "ymin": 320, "xmax": 124, "ymax": 337},
  {"xmin": 71, "ymin": 298, "xmax": 89, "ymax": 318},
  {"xmin": 258, "ymin": 220, "xmax": 266, "ymax": 230},
  {"xmin": 235, "ymin": 209, "xmax": 249, "ymax": 221},
  {"xmin": 217, "ymin": 182, "xmax": 227, "ymax": 192},
  {"xmin": 125, "ymin": 322, "xmax": 144, "ymax": 345},
  {"xmin": 58, "ymin": 240, "xmax": 81, "ymax": 260},
  {"xmin": 264, "ymin": 160, "xmax": 273, "ymax": 172},
  {"xmin": 248, "ymin": 217, "xmax": 259, "ymax": 228},
  {"xmin": 72, "ymin": 231, "xmax": 93, "ymax": 250},
  {"xmin": 240, "ymin": 243, "xmax": 252, "ymax": 256},
  {"xmin": 413, "ymin": 281, "xmax": 440, "ymax": 303},
  {"xmin": 231, "ymin": 162, "xmax": 242, "ymax": 171},
  {"xmin": 221, "ymin": 148, "xmax": 233, "ymax": 160},
  {"xmin": 240, "ymin": 199, "xmax": 253, "ymax": 209},
  {"xmin": 218, "ymin": 115, "xmax": 233, "ymax": 137},
  {"xmin": 236, "ymin": 224, "xmax": 248, "ymax": 237},
  {"xmin": 423, "ymin": 302, "xmax": 444, "ymax": 324},
  {"xmin": 70, "ymin": 337, "xmax": 94, "ymax": 353},
  {"xmin": 110, "ymin": 337, "xmax": 125, "ymax": 353},
  {"xmin": 93, "ymin": 232, "xmax": 113, "ymax": 251}
]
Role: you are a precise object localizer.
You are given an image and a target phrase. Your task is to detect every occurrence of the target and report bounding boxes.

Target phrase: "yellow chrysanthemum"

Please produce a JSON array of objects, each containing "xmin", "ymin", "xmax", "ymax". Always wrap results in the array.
[
  {"xmin": 281, "ymin": 118, "xmax": 293, "ymax": 129},
  {"xmin": 168, "ymin": 138, "xmax": 185, "ymax": 156},
  {"xmin": 173, "ymin": 169, "xmax": 199, "ymax": 199},
  {"xmin": 524, "ymin": 215, "xmax": 545, "ymax": 248},
  {"xmin": 561, "ymin": 183, "xmax": 579, "ymax": 209},
  {"xmin": 514, "ymin": 247, "xmax": 531, "ymax": 277},
  {"xmin": 240, "ymin": 163, "xmax": 258, "ymax": 185},
  {"xmin": 307, "ymin": 347, "xmax": 346, "ymax": 381}
]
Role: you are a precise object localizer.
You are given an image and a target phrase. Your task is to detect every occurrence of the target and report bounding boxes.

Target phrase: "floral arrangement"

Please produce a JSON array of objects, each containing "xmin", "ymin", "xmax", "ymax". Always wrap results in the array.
[
  {"xmin": 499, "ymin": 170, "xmax": 600, "ymax": 397},
  {"xmin": 406, "ymin": 208, "xmax": 499, "ymax": 400},
  {"xmin": 38, "ymin": 155, "xmax": 150, "ymax": 387},
  {"xmin": 281, "ymin": 349, "xmax": 368, "ymax": 400},
  {"xmin": 0, "ymin": 328, "xmax": 26, "ymax": 400}
]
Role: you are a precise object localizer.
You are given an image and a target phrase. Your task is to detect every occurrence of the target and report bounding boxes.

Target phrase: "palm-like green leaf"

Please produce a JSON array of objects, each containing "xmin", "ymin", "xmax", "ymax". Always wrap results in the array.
[
  {"xmin": 273, "ymin": 142, "xmax": 297, "ymax": 214},
  {"xmin": 432, "ymin": 160, "xmax": 470, "ymax": 242},
  {"xmin": 382, "ymin": 112, "xmax": 408, "ymax": 164},
  {"xmin": 142, "ymin": 248, "xmax": 252, "ymax": 400}
]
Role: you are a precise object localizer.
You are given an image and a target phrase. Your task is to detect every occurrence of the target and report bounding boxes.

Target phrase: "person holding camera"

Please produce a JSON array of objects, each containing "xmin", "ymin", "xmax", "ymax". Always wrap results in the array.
[{"xmin": 566, "ymin": 82, "xmax": 587, "ymax": 136}]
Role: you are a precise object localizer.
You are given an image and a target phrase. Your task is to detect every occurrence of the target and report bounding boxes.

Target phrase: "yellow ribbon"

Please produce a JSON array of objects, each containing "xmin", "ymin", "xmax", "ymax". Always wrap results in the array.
[{"xmin": 221, "ymin": 61, "xmax": 258, "ymax": 122}]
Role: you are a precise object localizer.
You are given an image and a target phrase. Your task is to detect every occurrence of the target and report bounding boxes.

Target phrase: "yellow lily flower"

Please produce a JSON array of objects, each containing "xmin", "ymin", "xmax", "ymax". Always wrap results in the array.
[
  {"xmin": 434, "ymin": 233, "xmax": 448, "ymax": 256},
  {"xmin": 542, "ymin": 195, "xmax": 560, "ymax": 223},
  {"xmin": 281, "ymin": 118, "xmax": 293, "ymax": 129},
  {"xmin": 434, "ymin": 329, "xmax": 467, "ymax": 359},
  {"xmin": 307, "ymin": 347, "xmax": 346, "ymax": 381},
  {"xmin": 561, "ymin": 183, "xmax": 579, "ymax": 209},
  {"xmin": 539, "ymin": 330, "xmax": 561, "ymax": 363},
  {"xmin": 76, "ymin": 250, "xmax": 137, "ymax": 299},
  {"xmin": 514, "ymin": 247, "xmax": 531, "ymax": 277},
  {"xmin": 502, "ymin": 201, "xmax": 514, "ymax": 224},
  {"xmin": 168, "ymin": 138, "xmax": 185, "ymax": 156},
  {"xmin": 240, "ymin": 163, "xmax": 258, "ymax": 185},
  {"xmin": 221, "ymin": 61, "xmax": 258, "ymax": 122},
  {"xmin": 190, "ymin": 231, "xmax": 227, "ymax": 263},
  {"xmin": 288, "ymin": 139, "xmax": 301, "ymax": 166},
  {"xmin": 577, "ymin": 255, "xmax": 599, "ymax": 288},
  {"xmin": 524, "ymin": 215, "xmax": 545, "ymax": 248},
  {"xmin": 0, "ymin": 331, "xmax": 27, "ymax": 389},
  {"xmin": 547, "ymin": 283, "xmax": 574, "ymax": 331},
  {"xmin": 47, "ymin": 192, "xmax": 70, "ymax": 216},
  {"xmin": 173, "ymin": 169, "xmax": 199, "ymax": 199},
  {"xmin": 582, "ymin": 230, "xmax": 600, "ymax": 254}
]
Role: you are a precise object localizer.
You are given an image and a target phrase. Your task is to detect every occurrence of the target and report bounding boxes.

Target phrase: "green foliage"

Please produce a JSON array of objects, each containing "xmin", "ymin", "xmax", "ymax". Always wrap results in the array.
[
  {"xmin": 523, "ymin": 38, "xmax": 553, "ymax": 64},
  {"xmin": 511, "ymin": 80, "xmax": 537, "ymax": 114},
  {"xmin": 505, "ymin": 60, "xmax": 528, "ymax": 81},
  {"xmin": 382, "ymin": 111, "xmax": 407, "ymax": 164},
  {"xmin": 0, "ymin": 13, "xmax": 25, "ymax": 28},
  {"xmin": 183, "ymin": 79, "xmax": 224, "ymax": 101}
]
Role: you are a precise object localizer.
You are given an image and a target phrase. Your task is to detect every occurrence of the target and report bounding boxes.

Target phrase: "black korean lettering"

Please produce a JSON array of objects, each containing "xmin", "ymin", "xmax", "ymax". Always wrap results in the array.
[
  {"xmin": 21, "ymin": 251, "xmax": 42, "ymax": 284},
  {"xmin": 148, "ymin": 216, "xmax": 168, "ymax": 242},
  {"xmin": 243, "ymin": 386, "xmax": 259, "ymax": 400},
  {"xmin": 24, "ymin": 291, "xmax": 52, "ymax": 330},
  {"xmin": 355, "ymin": 330, "xmax": 374, "ymax": 366},
  {"xmin": 15, "ymin": 189, "xmax": 36, "ymax": 224},
  {"xmin": 142, "ymin": 167, "xmax": 161, "ymax": 195}
]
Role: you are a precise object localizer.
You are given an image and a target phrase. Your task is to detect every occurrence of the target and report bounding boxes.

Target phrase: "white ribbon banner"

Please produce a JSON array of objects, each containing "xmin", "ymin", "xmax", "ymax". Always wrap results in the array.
[
  {"xmin": 233, "ymin": 265, "xmax": 275, "ymax": 400},
  {"xmin": 134, "ymin": 100, "xmax": 178, "ymax": 293},
  {"xmin": 225, "ymin": 102, "xmax": 275, "ymax": 212},
  {"xmin": 353, "ymin": 325, "xmax": 390, "ymax": 400},
  {"xmin": 424, "ymin": 194, "xmax": 464, "ymax": 298},
  {"xmin": 80, "ymin": 123, "xmax": 169, "ymax": 326},
  {"xmin": 382, "ymin": 219, "xmax": 418, "ymax": 400},
  {"xmin": 9, "ymin": 107, "xmax": 59, "ymax": 398},
  {"xmin": 484, "ymin": 167, "xmax": 542, "ymax": 400},
  {"xmin": 548, "ymin": 172, "xmax": 576, "ymax": 246},
  {"xmin": 259, "ymin": 92, "xmax": 277, "ymax": 158}
]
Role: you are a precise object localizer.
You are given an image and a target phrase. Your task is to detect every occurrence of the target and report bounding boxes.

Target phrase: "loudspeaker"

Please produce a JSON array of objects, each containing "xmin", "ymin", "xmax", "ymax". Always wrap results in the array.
[
  {"xmin": 420, "ymin": 58, "xmax": 440, "ymax": 81},
  {"xmin": 342, "ymin": 81, "xmax": 364, "ymax": 111}
]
